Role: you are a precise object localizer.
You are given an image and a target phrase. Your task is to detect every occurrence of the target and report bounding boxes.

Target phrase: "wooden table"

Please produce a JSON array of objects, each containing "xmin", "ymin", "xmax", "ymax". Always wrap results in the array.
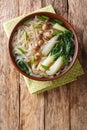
[{"xmin": 0, "ymin": 0, "xmax": 87, "ymax": 130}]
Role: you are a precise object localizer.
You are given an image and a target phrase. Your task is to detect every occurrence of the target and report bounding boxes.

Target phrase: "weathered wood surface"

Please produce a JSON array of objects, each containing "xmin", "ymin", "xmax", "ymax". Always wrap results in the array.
[
  {"xmin": 0, "ymin": 1, "xmax": 20, "ymax": 130},
  {"xmin": 0, "ymin": 0, "xmax": 87, "ymax": 130}
]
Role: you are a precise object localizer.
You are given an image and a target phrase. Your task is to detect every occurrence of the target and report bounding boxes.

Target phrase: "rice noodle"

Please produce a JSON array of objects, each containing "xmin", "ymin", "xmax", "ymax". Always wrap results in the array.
[{"xmin": 12, "ymin": 15, "xmax": 73, "ymax": 77}]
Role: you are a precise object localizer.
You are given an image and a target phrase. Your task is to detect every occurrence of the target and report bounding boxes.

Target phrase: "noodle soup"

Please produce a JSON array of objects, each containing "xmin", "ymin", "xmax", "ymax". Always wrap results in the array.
[{"xmin": 12, "ymin": 15, "xmax": 75, "ymax": 78}]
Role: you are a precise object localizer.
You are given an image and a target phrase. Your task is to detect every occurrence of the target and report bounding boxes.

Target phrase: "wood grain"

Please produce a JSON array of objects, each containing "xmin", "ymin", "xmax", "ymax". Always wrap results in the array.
[
  {"xmin": 0, "ymin": 0, "xmax": 87, "ymax": 130},
  {"xmin": 19, "ymin": 1, "xmax": 44, "ymax": 130},
  {"xmin": 68, "ymin": 0, "xmax": 87, "ymax": 130},
  {"xmin": 42, "ymin": 1, "xmax": 70, "ymax": 130},
  {"xmin": 0, "ymin": 0, "xmax": 19, "ymax": 130}
]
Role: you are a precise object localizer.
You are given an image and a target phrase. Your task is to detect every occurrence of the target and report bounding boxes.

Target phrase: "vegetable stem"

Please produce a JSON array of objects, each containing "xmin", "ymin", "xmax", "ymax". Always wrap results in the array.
[
  {"xmin": 53, "ymin": 23, "xmax": 67, "ymax": 32},
  {"xmin": 46, "ymin": 56, "xmax": 64, "ymax": 75},
  {"xmin": 42, "ymin": 34, "xmax": 60, "ymax": 56}
]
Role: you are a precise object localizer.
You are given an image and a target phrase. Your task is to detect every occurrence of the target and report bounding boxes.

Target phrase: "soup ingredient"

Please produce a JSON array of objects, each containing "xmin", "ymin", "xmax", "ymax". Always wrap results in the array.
[
  {"xmin": 42, "ymin": 23, "xmax": 50, "ymax": 30},
  {"xmin": 40, "ymin": 31, "xmax": 74, "ymax": 71},
  {"xmin": 38, "ymin": 15, "xmax": 49, "ymax": 21},
  {"xmin": 50, "ymin": 31, "xmax": 74, "ymax": 57},
  {"xmin": 17, "ymin": 47, "xmax": 26, "ymax": 54},
  {"xmin": 34, "ymin": 24, "xmax": 42, "ymax": 29},
  {"xmin": 24, "ymin": 19, "xmax": 32, "ymax": 24},
  {"xmin": 12, "ymin": 15, "xmax": 75, "ymax": 77},
  {"xmin": 38, "ymin": 40, "xmax": 44, "ymax": 46},
  {"xmin": 40, "ymin": 51, "xmax": 62, "ymax": 71},
  {"xmin": 42, "ymin": 34, "xmax": 59, "ymax": 56},
  {"xmin": 53, "ymin": 23, "xmax": 67, "ymax": 32},
  {"xmin": 24, "ymin": 31, "xmax": 29, "ymax": 41},
  {"xmin": 34, "ymin": 43, "xmax": 40, "ymax": 51},
  {"xmin": 52, "ymin": 19, "xmax": 63, "ymax": 25},
  {"xmin": 41, "ymin": 64, "xmax": 49, "ymax": 70},
  {"xmin": 38, "ymin": 30, "xmax": 43, "ymax": 35},
  {"xmin": 46, "ymin": 56, "xmax": 64, "ymax": 75},
  {"xmin": 44, "ymin": 32, "xmax": 52, "ymax": 40},
  {"xmin": 35, "ymin": 52, "xmax": 41, "ymax": 61},
  {"xmin": 59, "ymin": 31, "xmax": 74, "ymax": 57},
  {"xmin": 18, "ymin": 60, "xmax": 30, "ymax": 74},
  {"xmin": 31, "ymin": 56, "xmax": 35, "ymax": 64}
]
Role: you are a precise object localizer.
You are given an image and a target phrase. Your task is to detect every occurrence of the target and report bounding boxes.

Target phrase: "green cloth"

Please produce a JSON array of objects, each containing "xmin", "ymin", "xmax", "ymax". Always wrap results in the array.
[{"xmin": 3, "ymin": 5, "xmax": 84, "ymax": 94}]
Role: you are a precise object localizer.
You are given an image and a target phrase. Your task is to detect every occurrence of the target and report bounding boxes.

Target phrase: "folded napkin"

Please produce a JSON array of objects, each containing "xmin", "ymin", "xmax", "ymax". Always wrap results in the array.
[{"xmin": 3, "ymin": 5, "xmax": 84, "ymax": 94}]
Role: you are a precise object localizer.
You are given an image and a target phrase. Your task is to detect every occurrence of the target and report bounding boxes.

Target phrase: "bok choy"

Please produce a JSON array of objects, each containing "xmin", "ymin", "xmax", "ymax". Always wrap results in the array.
[
  {"xmin": 18, "ymin": 60, "xmax": 30, "ymax": 74},
  {"xmin": 42, "ymin": 34, "xmax": 60, "ymax": 56},
  {"xmin": 53, "ymin": 23, "xmax": 68, "ymax": 32},
  {"xmin": 40, "ymin": 31, "xmax": 74, "ymax": 74},
  {"xmin": 46, "ymin": 56, "xmax": 64, "ymax": 75}
]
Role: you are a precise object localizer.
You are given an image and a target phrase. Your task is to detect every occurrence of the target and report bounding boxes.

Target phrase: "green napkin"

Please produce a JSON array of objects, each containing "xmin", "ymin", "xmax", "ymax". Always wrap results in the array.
[{"xmin": 3, "ymin": 5, "xmax": 84, "ymax": 94}]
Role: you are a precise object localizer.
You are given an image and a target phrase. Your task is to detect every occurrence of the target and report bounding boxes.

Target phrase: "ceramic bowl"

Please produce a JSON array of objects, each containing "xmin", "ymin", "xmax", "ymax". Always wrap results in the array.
[{"xmin": 9, "ymin": 12, "xmax": 78, "ymax": 81}]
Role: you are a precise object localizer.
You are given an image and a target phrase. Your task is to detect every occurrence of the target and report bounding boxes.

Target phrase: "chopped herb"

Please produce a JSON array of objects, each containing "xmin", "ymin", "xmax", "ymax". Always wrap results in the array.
[
  {"xmin": 34, "ymin": 24, "xmax": 42, "ymax": 29},
  {"xmin": 24, "ymin": 31, "xmax": 29, "ymax": 41},
  {"xmin": 62, "ymin": 56, "xmax": 69, "ymax": 65},
  {"xmin": 52, "ymin": 19, "xmax": 63, "ymax": 25},
  {"xmin": 53, "ymin": 31, "xmax": 61, "ymax": 36},
  {"xmin": 31, "ymin": 56, "xmax": 35, "ymax": 64},
  {"xmin": 24, "ymin": 19, "xmax": 32, "ymax": 24},
  {"xmin": 18, "ymin": 60, "xmax": 30, "ymax": 74},
  {"xmin": 37, "ymin": 15, "xmax": 49, "ymax": 21},
  {"xmin": 41, "ymin": 64, "xmax": 49, "ymax": 70},
  {"xmin": 18, "ymin": 47, "xmax": 26, "ymax": 54}
]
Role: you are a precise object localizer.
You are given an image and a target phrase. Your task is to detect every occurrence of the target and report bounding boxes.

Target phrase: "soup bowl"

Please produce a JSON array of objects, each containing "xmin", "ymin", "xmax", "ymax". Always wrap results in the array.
[{"xmin": 9, "ymin": 12, "xmax": 78, "ymax": 81}]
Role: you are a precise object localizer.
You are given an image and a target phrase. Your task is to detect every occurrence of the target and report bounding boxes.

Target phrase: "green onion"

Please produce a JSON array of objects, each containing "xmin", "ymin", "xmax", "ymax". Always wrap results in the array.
[
  {"xmin": 41, "ymin": 64, "xmax": 49, "ymax": 70},
  {"xmin": 46, "ymin": 56, "xmax": 64, "ymax": 75},
  {"xmin": 34, "ymin": 24, "xmax": 42, "ymax": 29},
  {"xmin": 52, "ymin": 19, "xmax": 63, "ymax": 25},
  {"xmin": 17, "ymin": 47, "xmax": 26, "ymax": 54},
  {"xmin": 37, "ymin": 15, "xmax": 49, "ymax": 21},
  {"xmin": 53, "ymin": 23, "xmax": 67, "ymax": 32},
  {"xmin": 24, "ymin": 31, "xmax": 29, "ymax": 41},
  {"xmin": 52, "ymin": 31, "xmax": 61, "ymax": 36},
  {"xmin": 62, "ymin": 56, "xmax": 69, "ymax": 65},
  {"xmin": 31, "ymin": 56, "xmax": 35, "ymax": 64},
  {"xmin": 24, "ymin": 19, "xmax": 32, "ymax": 24},
  {"xmin": 18, "ymin": 60, "xmax": 30, "ymax": 74}
]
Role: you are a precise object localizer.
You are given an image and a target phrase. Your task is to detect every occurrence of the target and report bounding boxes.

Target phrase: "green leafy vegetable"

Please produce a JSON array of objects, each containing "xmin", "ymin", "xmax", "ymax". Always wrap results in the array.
[
  {"xmin": 37, "ymin": 15, "xmax": 49, "ymax": 21},
  {"xmin": 18, "ymin": 60, "xmax": 30, "ymax": 74},
  {"xmin": 62, "ymin": 56, "xmax": 69, "ymax": 65},
  {"xmin": 41, "ymin": 64, "xmax": 49, "ymax": 70},
  {"xmin": 52, "ymin": 31, "xmax": 61, "ymax": 36},
  {"xmin": 40, "ymin": 30, "xmax": 74, "ymax": 71},
  {"xmin": 59, "ymin": 31, "xmax": 74, "ymax": 56},
  {"xmin": 17, "ymin": 47, "xmax": 26, "ymax": 54},
  {"xmin": 51, "ymin": 31, "xmax": 74, "ymax": 57}
]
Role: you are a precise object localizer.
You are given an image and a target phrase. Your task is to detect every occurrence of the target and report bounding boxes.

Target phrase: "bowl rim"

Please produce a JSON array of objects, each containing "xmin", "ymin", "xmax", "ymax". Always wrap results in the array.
[{"xmin": 8, "ymin": 11, "xmax": 78, "ymax": 81}]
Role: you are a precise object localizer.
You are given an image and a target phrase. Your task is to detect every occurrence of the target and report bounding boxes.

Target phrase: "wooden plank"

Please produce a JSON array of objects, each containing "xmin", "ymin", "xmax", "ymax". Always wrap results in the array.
[
  {"xmin": 68, "ymin": 0, "xmax": 87, "ymax": 130},
  {"xmin": 19, "ymin": 0, "xmax": 70, "ymax": 130},
  {"xmin": 0, "ymin": 0, "xmax": 20, "ymax": 130},
  {"xmin": 42, "ymin": 1, "xmax": 70, "ymax": 130},
  {"xmin": 42, "ymin": 0, "xmax": 68, "ymax": 18},
  {"xmin": 19, "ymin": 1, "xmax": 45, "ymax": 130}
]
